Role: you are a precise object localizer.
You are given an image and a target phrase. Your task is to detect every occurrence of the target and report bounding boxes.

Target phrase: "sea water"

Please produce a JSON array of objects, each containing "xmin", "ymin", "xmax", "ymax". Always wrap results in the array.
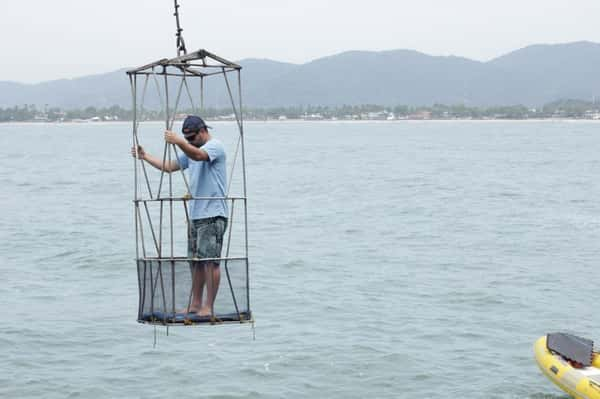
[{"xmin": 1, "ymin": 120, "xmax": 599, "ymax": 398}]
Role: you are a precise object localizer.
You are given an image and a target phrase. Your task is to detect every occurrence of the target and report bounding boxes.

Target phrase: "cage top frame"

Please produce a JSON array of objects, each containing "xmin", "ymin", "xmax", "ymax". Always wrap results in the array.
[{"xmin": 126, "ymin": 49, "xmax": 241, "ymax": 78}]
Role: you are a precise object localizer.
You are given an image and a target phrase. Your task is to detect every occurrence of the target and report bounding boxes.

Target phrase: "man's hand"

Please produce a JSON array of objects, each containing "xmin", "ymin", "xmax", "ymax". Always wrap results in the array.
[
  {"xmin": 131, "ymin": 145, "xmax": 146, "ymax": 160},
  {"xmin": 165, "ymin": 130, "xmax": 185, "ymax": 146}
]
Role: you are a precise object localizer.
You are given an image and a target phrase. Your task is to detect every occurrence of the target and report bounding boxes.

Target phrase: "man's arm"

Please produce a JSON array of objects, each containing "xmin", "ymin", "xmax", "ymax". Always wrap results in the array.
[
  {"xmin": 165, "ymin": 131, "xmax": 210, "ymax": 161},
  {"xmin": 131, "ymin": 145, "xmax": 180, "ymax": 172}
]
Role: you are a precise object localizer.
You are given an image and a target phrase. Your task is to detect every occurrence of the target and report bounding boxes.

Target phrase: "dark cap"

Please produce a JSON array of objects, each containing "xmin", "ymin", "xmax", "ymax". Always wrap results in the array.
[{"xmin": 182, "ymin": 115, "xmax": 211, "ymax": 133}]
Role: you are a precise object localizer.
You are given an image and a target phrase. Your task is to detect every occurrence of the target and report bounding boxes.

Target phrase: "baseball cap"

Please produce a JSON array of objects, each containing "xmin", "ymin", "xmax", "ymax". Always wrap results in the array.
[{"xmin": 182, "ymin": 115, "xmax": 211, "ymax": 133}]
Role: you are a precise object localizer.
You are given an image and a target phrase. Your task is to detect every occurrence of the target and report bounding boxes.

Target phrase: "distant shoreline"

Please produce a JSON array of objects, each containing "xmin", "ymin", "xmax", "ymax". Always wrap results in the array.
[{"xmin": 2, "ymin": 118, "xmax": 600, "ymax": 125}]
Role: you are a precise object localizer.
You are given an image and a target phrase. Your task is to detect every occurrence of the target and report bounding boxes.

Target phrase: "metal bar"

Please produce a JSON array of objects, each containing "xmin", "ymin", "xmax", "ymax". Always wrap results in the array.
[
  {"xmin": 137, "ymin": 260, "xmax": 142, "ymax": 320},
  {"xmin": 175, "ymin": 65, "xmax": 206, "ymax": 78},
  {"xmin": 223, "ymin": 199, "xmax": 241, "ymax": 318},
  {"xmin": 183, "ymin": 201, "xmax": 191, "ymax": 233},
  {"xmin": 150, "ymin": 67, "xmax": 166, "ymax": 111},
  {"xmin": 223, "ymin": 68, "xmax": 243, "ymax": 197},
  {"xmin": 172, "ymin": 145, "xmax": 192, "ymax": 197},
  {"xmin": 165, "ymin": 49, "xmax": 241, "ymax": 68},
  {"xmin": 226, "ymin": 135, "xmax": 241, "ymax": 197},
  {"xmin": 131, "ymin": 76, "xmax": 155, "ymax": 328},
  {"xmin": 152, "ymin": 195, "xmax": 168, "ymax": 320},
  {"xmin": 222, "ymin": 68, "xmax": 242, "ymax": 129},
  {"xmin": 135, "ymin": 206, "xmax": 148, "ymax": 319},
  {"xmin": 127, "ymin": 58, "xmax": 170, "ymax": 74},
  {"xmin": 167, "ymin": 76, "xmax": 176, "ymax": 315},
  {"xmin": 135, "ymin": 204, "xmax": 147, "ymax": 257},
  {"xmin": 156, "ymin": 65, "xmax": 169, "ymax": 323},
  {"xmin": 136, "ymin": 67, "xmax": 235, "ymax": 78},
  {"xmin": 204, "ymin": 50, "xmax": 242, "ymax": 68},
  {"xmin": 135, "ymin": 229, "xmax": 143, "ymax": 321},
  {"xmin": 164, "ymin": 63, "xmax": 170, "ymax": 132},
  {"xmin": 138, "ymin": 260, "xmax": 147, "ymax": 320},
  {"xmin": 237, "ymin": 69, "xmax": 251, "ymax": 314},
  {"xmin": 156, "ymin": 142, "xmax": 169, "ymax": 199},
  {"xmin": 157, "ymin": 65, "xmax": 237, "ymax": 72},
  {"xmin": 143, "ymin": 201, "xmax": 160, "ymax": 255},
  {"xmin": 139, "ymin": 317, "xmax": 253, "ymax": 327},
  {"xmin": 171, "ymin": 259, "xmax": 176, "ymax": 315},
  {"xmin": 166, "ymin": 75, "xmax": 178, "ymax": 288},
  {"xmin": 182, "ymin": 74, "xmax": 197, "ymax": 113},
  {"xmin": 174, "ymin": 63, "xmax": 238, "ymax": 68},
  {"xmin": 158, "ymin": 199, "xmax": 164, "ymax": 258},
  {"xmin": 166, "ymin": 49, "xmax": 210, "ymax": 64},
  {"xmin": 165, "ymin": 74, "xmax": 192, "ymax": 196},
  {"xmin": 182, "ymin": 200, "xmax": 194, "ymax": 316},
  {"xmin": 131, "ymin": 74, "xmax": 140, "ymax": 263},
  {"xmin": 184, "ymin": 277, "xmax": 194, "ymax": 317},
  {"xmin": 135, "ymin": 75, "xmax": 154, "ymax": 200},
  {"xmin": 165, "ymin": 71, "xmax": 193, "ymax": 195},
  {"xmin": 200, "ymin": 77, "xmax": 204, "ymax": 110},
  {"xmin": 132, "ymin": 73, "xmax": 137, "ymax": 203},
  {"xmin": 149, "ymin": 261, "xmax": 155, "ymax": 318},
  {"xmin": 168, "ymin": 74, "xmax": 185, "ymax": 130},
  {"xmin": 168, "ymin": 152, "xmax": 174, "ymax": 260},
  {"xmin": 131, "ymin": 71, "xmax": 206, "ymax": 78},
  {"xmin": 183, "ymin": 66, "xmax": 237, "ymax": 74},
  {"xmin": 217, "ymin": 69, "xmax": 244, "ymax": 203},
  {"xmin": 156, "ymin": 261, "xmax": 168, "ymax": 322},
  {"xmin": 195, "ymin": 69, "xmax": 235, "ymax": 78},
  {"xmin": 139, "ymin": 256, "xmax": 248, "ymax": 262},
  {"xmin": 152, "ymin": 67, "xmax": 169, "ymax": 199},
  {"xmin": 244, "ymin": 257, "xmax": 250, "ymax": 313},
  {"xmin": 156, "ymin": 65, "xmax": 172, "ymax": 199},
  {"xmin": 127, "ymin": 52, "xmax": 240, "ymax": 75},
  {"xmin": 135, "ymin": 196, "xmax": 246, "ymax": 202}
]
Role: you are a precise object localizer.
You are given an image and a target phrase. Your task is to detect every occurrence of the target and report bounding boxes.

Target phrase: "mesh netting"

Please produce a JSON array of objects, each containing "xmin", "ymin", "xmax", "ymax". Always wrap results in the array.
[{"xmin": 137, "ymin": 258, "xmax": 250, "ymax": 324}]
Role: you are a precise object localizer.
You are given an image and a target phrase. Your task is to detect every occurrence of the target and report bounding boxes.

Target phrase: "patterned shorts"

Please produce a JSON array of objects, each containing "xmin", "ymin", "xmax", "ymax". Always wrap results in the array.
[{"xmin": 188, "ymin": 217, "xmax": 228, "ymax": 264}]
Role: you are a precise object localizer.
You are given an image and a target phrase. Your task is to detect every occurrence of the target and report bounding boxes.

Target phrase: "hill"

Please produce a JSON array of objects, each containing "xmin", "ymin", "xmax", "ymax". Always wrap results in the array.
[{"xmin": 1, "ymin": 41, "xmax": 599, "ymax": 108}]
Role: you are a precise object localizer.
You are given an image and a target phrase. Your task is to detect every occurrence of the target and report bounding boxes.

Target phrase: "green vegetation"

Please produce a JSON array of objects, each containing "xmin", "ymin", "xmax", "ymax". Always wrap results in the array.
[{"xmin": 2, "ymin": 100, "xmax": 600, "ymax": 122}]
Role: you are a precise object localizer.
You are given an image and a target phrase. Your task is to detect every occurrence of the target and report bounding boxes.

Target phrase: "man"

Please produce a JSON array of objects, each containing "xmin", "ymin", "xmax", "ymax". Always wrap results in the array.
[{"xmin": 131, "ymin": 115, "xmax": 228, "ymax": 317}]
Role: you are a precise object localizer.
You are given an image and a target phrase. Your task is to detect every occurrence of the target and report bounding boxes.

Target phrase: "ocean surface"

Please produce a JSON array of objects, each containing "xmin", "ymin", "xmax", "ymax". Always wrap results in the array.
[{"xmin": 1, "ymin": 120, "xmax": 600, "ymax": 398}]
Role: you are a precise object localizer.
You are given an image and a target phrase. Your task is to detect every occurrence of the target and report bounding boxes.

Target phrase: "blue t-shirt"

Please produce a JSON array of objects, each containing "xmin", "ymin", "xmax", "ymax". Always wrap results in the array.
[{"xmin": 177, "ymin": 138, "xmax": 228, "ymax": 220}]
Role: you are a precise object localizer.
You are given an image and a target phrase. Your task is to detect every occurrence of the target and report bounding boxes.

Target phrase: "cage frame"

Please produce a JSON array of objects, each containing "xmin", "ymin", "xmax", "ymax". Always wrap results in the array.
[{"xmin": 127, "ymin": 48, "xmax": 252, "ymax": 327}]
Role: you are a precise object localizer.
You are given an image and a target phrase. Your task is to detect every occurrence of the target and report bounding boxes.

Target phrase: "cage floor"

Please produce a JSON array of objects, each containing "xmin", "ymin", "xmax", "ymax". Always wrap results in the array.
[{"xmin": 139, "ymin": 311, "xmax": 252, "ymax": 325}]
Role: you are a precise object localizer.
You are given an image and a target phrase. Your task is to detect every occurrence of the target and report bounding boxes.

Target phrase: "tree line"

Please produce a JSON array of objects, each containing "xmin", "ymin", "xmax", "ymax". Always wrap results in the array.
[{"xmin": 2, "ymin": 100, "xmax": 600, "ymax": 122}]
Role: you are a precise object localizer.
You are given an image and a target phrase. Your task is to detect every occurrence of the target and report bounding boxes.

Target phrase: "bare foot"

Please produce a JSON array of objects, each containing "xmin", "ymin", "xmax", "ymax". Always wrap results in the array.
[
  {"xmin": 196, "ymin": 307, "xmax": 213, "ymax": 317},
  {"xmin": 178, "ymin": 306, "xmax": 201, "ymax": 314}
]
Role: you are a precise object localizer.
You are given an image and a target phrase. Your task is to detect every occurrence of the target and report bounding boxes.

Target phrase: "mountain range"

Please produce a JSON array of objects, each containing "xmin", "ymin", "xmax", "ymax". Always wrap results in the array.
[{"xmin": 2, "ymin": 41, "xmax": 600, "ymax": 109}]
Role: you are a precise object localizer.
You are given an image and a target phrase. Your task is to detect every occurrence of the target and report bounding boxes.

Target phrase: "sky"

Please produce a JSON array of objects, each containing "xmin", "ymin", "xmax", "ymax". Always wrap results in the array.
[{"xmin": 2, "ymin": 0, "xmax": 600, "ymax": 83}]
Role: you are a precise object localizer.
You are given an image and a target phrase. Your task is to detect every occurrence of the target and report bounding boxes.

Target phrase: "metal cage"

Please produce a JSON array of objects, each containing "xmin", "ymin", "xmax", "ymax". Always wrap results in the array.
[{"xmin": 127, "ymin": 48, "xmax": 252, "ymax": 326}]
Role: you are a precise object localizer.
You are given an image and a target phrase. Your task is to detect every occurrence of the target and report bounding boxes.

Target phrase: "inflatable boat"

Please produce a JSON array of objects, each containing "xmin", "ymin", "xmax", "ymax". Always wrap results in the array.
[{"xmin": 535, "ymin": 333, "xmax": 600, "ymax": 399}]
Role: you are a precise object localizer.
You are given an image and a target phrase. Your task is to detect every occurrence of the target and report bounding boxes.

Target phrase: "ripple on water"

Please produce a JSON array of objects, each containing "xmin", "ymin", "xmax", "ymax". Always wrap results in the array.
[{"xmin": 2, "ymin": 122, "xmax": 600, "ymax": 398}]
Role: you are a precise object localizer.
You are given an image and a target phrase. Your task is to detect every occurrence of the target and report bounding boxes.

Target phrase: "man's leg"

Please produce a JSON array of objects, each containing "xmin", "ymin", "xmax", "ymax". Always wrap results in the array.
[
  {"xmin": 198, "ymin": 263, "xmax": 220, "ymax": 316},
  {"xmin": 195, "ymin": 217, "xmax": 226, "ymax": 317},
  {"xmin": 187, "ymin": 262, "xmax": 206, "ymax": 312},
  {"xmin": 182, "ymin": 221, "xmax": 206, "ymax": 313}
]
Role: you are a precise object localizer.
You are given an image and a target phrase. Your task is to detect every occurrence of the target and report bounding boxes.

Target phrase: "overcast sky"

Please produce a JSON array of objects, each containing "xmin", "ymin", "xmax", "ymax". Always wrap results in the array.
[{"xmin": 2, "ymin": 0, "xmax": 600, "ymax": 83}]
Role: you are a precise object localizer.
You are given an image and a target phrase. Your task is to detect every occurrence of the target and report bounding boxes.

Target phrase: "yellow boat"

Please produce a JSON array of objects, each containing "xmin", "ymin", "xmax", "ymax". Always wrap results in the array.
[{"xmin": 535, "ymin": 335, "xmax": 600, "ymax": 399}]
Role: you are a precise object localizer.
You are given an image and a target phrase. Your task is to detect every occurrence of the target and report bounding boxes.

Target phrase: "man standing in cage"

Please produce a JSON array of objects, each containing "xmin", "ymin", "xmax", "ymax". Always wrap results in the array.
[{"xmin": 131, "ymin": 115, "xmax": 228, "ymax": 317}]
